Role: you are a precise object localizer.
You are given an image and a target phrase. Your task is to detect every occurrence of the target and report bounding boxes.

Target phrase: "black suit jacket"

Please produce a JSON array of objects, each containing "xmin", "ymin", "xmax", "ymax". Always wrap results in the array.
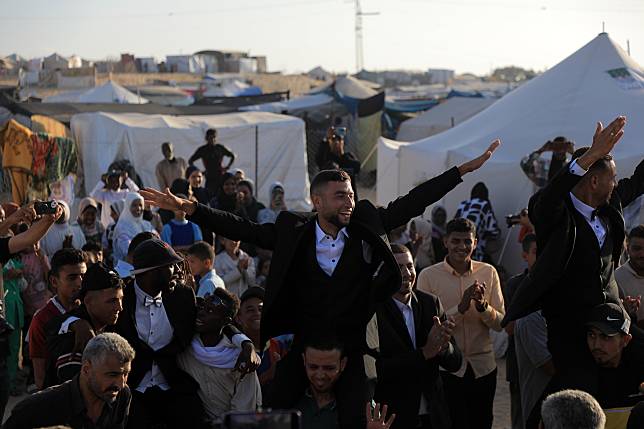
[
  {"xmin": 504, "ymin": 159, "xmax": 644, "ymax": 324},
  {"xmin": 113, "ymin": 283, "xmax": 199, "ymax": 393},
  {"xmin": 189, "ymin": 167, "xmax": 463, "ymax": 346},
  {"xmin": 371, "ymin": 291, "xmax": 462, "ymax": 429}
]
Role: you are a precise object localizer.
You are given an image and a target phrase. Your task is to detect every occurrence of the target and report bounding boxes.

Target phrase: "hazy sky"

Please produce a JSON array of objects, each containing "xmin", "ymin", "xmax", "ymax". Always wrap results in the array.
[{"xmin": 1, "ymin": 0, "xmax": 643, "ymax": 75}]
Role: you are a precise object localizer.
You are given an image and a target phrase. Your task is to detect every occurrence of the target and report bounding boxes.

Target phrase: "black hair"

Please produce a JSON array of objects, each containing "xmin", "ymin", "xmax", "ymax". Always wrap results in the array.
[
  {"xmin": 50, "ymin": 248, "xmax": 87, "ymax": 277},
  {"xmin": 310, "ymin": 169, "xmax": 351, "ymax": 196},
  {"xmin": 446, "ymin": 218, "xmax": 477, "ymax": 237},
  {"xmin": 162, "ymin": 142, "xmax": 172, "ymax": 150},
  {"xmin": 390, "ymin": 243, "xmax": 411, "ymax": 255},
  {"xmin": 81, "ymin": 242, "xmax": 102, "ymax": 254},
  {"xmin": 127, "ymin": 231, "xmax": 157, "ymax": 256},
  {"xmin": 185, "ymin": 166, "xmax": 201, "ymax": 180},
  {"xmin": 187, "ymin": 241, "xmax": 215, "ymax": 262},
  {"xmin": 170, "ymin": 178, "xmax": 191, "ymax": 196},
  {"xmin": 304, "ymin": 333, "xmax": 345, "ymax": 357},
  {"xmin": 471, "ymin": 182, "xmax": 489, "ymax": 201},
  {"xmin": 521, "ymin": 233, "xmax": 537, "ymax": 253},
  {"xmin": 628, "ymin": 225, "xmax": 644, "ymax": 241},
  {"xmin": 206, "ymin": 128, "xmax": 217, "ymax": 138},
  {"xmin": 572, "ymin": 147, "xmax": 614, "ymax": 173},
  {"xmin": 211, "ymin": 287, "xmax": 240, "ymax": 319}
]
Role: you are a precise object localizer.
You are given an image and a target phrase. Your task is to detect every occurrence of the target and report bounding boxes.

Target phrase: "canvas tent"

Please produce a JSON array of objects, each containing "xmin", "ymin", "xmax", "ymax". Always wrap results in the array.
[
  {"xmin": 71, "ymin": 111, "xmax": 311, "ymax": 210},
  {"xmin": 44, "ymin": 81, "xmax": 148, "ymax": 104},
  {"xmin": 239, "ymin": 94, "xmax": 334, "ymax": 113},
  {"xmin": 396, "ymin": 96, "xmax": 497, "ymax": 141},
  {"xmin": 377, "ymin": 32, "xmax": 644, "ymax": 271}
]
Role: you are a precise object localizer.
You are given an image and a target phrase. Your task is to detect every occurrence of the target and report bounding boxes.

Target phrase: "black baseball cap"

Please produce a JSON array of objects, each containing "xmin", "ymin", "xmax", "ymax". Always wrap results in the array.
[
  {"xmin": 131, "ymin": 238, "xmax": 183, "ymax": 275},
  {"xmin": 240, "ymin": 286, "xmax": 265, "ymax": 305},
  {"xmin": 79, "ymin": 262, "xmax": 123, "ymax": 299},
  {"xmin": 586, "ymin": 302, "xmax": 631, "ymax": 336}
]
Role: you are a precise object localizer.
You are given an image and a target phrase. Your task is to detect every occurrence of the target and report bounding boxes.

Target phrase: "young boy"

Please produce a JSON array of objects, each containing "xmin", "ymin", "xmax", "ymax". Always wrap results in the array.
[
  {"xmin": 187, "ymin": 241, "xmax": 225, "ymax": 298},
  {"xmin": 81, "ymin": 242, "xmax": 103, "ymax": 265},
  {"xmin": 160, "ymin": 194, "xmax": 202, "ymax": 251}
]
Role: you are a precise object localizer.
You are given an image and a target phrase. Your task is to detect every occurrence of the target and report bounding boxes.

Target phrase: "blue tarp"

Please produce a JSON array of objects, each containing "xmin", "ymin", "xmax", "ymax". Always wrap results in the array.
[{"xmin": 384, "ymin": 99, "xmax": 439, "ymax": 113}]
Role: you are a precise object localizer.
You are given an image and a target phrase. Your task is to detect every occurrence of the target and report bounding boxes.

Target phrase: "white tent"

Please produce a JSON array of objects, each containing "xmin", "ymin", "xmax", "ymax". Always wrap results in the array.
[
  {"xmin": 239, "ymin": 94, "xmax": 334, "ymax": 113},
  {"xmin": 396, "ymin": 97, "xmax": 497, "ymax": 142},
  {"xmin": 378, "ymin": 32, "xmax": 644, "ymax": 270},
  {"xmin": 44, "ymin": 81, "xmax": 148, "ymax": 104},
  {"xmin": 71, "ymin": 111, "xmax": 311, "ymax": 210}
]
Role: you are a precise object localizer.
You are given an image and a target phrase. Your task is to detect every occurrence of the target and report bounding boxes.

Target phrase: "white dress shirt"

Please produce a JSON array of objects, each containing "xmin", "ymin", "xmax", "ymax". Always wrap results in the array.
[
  {"xmin": 315, "ymin": 222, "xmax": 349, "ymax": 276},
  {"xmin": 134, "ymin": 282, "xmax": 173, "ymax": 392},
  {"xmin": 392, "ymin": 297, "xmax": 416, "ymax": 348},
  {"xmin": 569, "ymin": 160, "xmax": 607, "ymax": 247}
]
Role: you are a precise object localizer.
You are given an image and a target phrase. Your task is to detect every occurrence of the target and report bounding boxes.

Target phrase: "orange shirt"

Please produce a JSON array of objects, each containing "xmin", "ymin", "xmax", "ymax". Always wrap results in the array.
[{"xmin": 416, "ymin": 259, "xmax": 504, "ymax": 378}]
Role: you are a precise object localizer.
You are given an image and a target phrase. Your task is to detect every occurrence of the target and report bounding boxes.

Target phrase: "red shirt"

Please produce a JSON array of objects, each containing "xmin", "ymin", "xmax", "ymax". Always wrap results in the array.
[{"xmin": 28, "ymin": 297, "xmax": 65, "ymax": 359}]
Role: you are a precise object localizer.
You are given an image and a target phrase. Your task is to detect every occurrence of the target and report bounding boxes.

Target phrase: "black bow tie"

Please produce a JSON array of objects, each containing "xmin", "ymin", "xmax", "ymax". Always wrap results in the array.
[{"xmin": 591, "ymin": 206, "xmax": 607, "ymax": 221}]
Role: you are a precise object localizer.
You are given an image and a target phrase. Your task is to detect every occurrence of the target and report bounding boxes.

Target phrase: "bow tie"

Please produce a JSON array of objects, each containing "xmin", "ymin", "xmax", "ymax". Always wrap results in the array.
[
  {"xmin": 591, "ymin": 206, "xmax": 606, "ymax": 221},
  {"xmin": 144, "ymin": 296, "xmax": 162, "ymax": 307}
]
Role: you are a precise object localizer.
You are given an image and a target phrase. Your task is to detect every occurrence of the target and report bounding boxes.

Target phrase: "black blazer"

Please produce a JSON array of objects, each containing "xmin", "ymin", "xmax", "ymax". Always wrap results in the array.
[
  {"xmin": 189, "ymin": 167, "xmax": 463, "ymax": 345},
  {"xmin": 113, "ymin": 283, "xmax": 198, "ymax": 393},
  {"xmin": 372, "ymin": 291, "xmax": 462, "ymax": 429},
  {"xmin": 504, "ymin": 159, "xmax": 644, "ymax": 324}
]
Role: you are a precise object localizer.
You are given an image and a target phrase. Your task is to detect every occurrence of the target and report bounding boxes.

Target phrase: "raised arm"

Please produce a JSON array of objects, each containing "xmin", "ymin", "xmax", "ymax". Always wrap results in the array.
[
  {"xmin": 140, "ymin": 187, "xmax": 277, "ymax": 249},
  {"xmin": 7, "ymin": 205, "xmax": 63, "ymax": 257},
  {"xmin": 379, "ymin": 140, "xmax": 500, "ymax": 232}
]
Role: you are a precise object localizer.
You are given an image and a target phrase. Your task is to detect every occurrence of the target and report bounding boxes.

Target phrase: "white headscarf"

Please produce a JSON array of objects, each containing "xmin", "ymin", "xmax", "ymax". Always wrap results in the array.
[
  {"xmin": 113, "ymin": 193, "xmax": 153, "ymax": 261},
  {"xmin": 41, "ymin": 200, "xmax": 87, "ymax": 258}
]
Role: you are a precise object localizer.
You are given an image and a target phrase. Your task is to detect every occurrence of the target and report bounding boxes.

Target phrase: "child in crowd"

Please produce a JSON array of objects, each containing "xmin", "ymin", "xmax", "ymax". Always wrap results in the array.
[
  {"xmin": 255, "ymin": 258, "xmax": 271, "ymax": 288},
  {"xmin": 19, "ymin": 241, "xmax": 51, "ymax": 330},
  {"xmin": 81, "ymin": 242, "xmax": 103, "ymax": 265},
  {"xmin": 160, "ymin": 194, "xmax": 203, "ymax": 251},
  {"xmin": 102, "ymin": 200, "xmax": 124, "ymax": 266},
  {"xmin": 186, "ymin": 241, "xmax": 225, "ymax": 298},
  {"xmin": 75, "ymin": 197, "xmax": 104, "ymax": 247},
  {"xmin": 2, "ymin": 256, "xmax": 26, "ymax": 393},
  {"xmin": 215, "ymin": 237, "xmax": 256, "ymax": 298}
]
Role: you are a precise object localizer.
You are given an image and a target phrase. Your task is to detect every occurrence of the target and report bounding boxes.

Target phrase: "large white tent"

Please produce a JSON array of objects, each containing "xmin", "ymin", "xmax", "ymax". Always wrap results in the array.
[
  {"xmin": 396, "ymin": 96, "xmax": 497, "ymax": 142},
  {"xmin": 71, "ymin": 111, "xmax": 311, "ymax": 210},
  {"xmin": 378, "ymin": 32, "xmax": 644, "ymax": 270},
  {"xmin": 44, "ymin": 81, "xmax": 149, "ymax": 104}
]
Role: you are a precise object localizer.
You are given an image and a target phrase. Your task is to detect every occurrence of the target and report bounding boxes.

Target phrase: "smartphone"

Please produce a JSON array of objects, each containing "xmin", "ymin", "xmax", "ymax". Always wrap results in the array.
[
  {"xmin": 334, "ymin": 127, "xmax": 347, "ymax": 138},
  {"xmin": 34, "ymin": 201, "xmax": 59, "ymax": 215},
  {"xmin": 222, "ymin": 410, "xmax": 301, "ymax": 429}
]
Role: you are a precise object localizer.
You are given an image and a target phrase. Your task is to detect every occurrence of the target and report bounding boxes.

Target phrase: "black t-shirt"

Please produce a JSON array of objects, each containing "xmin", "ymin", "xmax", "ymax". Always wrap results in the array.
[
  {"xmin": 0, "ymin": 236, "xmax": 12, "ymax": 264},
  {"xmin": 189, "ymin": 143, "xmax": 234, "ymax": 178},
  {"xmin": 596, "ymin": 339, "xmax": 644, "ymax": 408}
]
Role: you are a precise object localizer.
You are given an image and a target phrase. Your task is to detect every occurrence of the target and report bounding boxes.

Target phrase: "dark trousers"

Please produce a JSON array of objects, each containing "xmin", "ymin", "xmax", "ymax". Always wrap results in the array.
[
  {"xmin": 442, "ymin": 365, "xmax": 497, "ymax": 429},
  {"xmin": 0, "ymin": 363, "xmax": 9, "ymax": 423},
  {"xmin": 128, "ymin": 387, "xmax": 206, "ymax": 429},
  {"xmin": 418, "ymin": 414, "xmax": 433, "ymax": 429},
  {"xmin": 509, "ymin": 381, "xmax": 523, "ymax": 429},
  {"xmin": 547, "ymin": 327, "xmax": 598, "ymax": 394},
  {"xmin": 264, "ymin": 346, "xmax": 368, "ymax": 428}
]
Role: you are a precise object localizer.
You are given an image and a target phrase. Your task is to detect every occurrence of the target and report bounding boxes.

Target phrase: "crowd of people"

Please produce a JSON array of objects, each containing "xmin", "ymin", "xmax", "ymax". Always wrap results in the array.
[{"xmin": 1, "ymin": 117, "xmax": 644, "ymax": 429}]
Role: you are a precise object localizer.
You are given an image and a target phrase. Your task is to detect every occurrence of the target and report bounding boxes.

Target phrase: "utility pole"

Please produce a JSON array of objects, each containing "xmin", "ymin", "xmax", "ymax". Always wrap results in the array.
[{"xmin": 354, "ymin": 0, "xmax": 379, "ymax": 73}]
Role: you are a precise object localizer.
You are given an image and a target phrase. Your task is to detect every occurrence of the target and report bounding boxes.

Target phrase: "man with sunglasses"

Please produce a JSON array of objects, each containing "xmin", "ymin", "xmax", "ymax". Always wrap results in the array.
[
  {"xmin": 178, "ymin": 289, "xmax": 262, "ymax": 423},
  {"xmin": 112, "ymin": 238, "xmax": 259, "ymax": 429}
]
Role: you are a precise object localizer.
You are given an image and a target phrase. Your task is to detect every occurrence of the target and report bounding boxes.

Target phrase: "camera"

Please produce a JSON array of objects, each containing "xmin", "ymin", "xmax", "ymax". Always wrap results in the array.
[
  {"xmin": 333, "ymin": 127, "xmax": 347, "ymax": 139},
  {"xmin": 34, "ymin": 201, "xmax": 58, "ymax": 215},
  {"xmin": 505, "ymin": 208, "xmax": 528, "ymax": 228}
]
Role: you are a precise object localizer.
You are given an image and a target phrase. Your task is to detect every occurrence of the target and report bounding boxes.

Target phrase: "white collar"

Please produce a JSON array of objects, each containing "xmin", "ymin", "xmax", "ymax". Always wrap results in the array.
[
  {"xmin": 134, "ymin": 282, "xmax": 162, "ymax": 301},
  {"xmin": 315, "ymin": 221, "xmax": 349, "ymax": 244},
  {"xmin": 569, "ymin": 192, "xmax": 596, "ymax": 222}
]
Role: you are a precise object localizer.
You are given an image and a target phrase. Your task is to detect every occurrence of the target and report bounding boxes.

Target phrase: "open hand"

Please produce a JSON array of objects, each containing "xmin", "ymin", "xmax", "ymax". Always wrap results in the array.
[
  {"xmin": 577, "ymin": 116, "xmax": 626, "ymax": 169},
  {"xmin": 140, "ymin": 187, "xmax": 194, "ymax": 214},
  {"xmin": 458, "ymin": 139, "xmax": 501, "ymax": 176},
  {"xmin": 366, "ymin": 403, "xmax": 396, "ymax": 429}
]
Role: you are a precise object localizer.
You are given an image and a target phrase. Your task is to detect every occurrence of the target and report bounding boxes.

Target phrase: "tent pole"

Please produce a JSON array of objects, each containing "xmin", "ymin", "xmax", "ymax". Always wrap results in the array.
[{"xmin": 255, "ymin": 125, "xmax": 259, "ymax": 197}]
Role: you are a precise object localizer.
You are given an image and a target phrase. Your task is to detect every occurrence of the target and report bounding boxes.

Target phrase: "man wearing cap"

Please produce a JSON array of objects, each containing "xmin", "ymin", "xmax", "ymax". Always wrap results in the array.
[
  {"xmin": 90, "ymin": 169, "xmax": 140, "ymax": 229},
  {"xmin": 112, "ymin": 238, "xmax": 259, "ymax": 429},
  {"xmin": 44, "ymin": 262, "xmax": 124, "ymax": 386},
  {"xmin": 586, "ymin": 302, "xmax": 644, "ymax": 408}
]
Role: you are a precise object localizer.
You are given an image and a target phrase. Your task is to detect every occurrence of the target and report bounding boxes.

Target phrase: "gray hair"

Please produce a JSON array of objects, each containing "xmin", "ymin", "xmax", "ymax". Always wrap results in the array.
[
  {"xmin": 82, "ymin": 333, "xmax": 135, "ymax": 365},
  {"xmin": 541, "ymin": 389, "xmax": 606, "ymax": 429}
]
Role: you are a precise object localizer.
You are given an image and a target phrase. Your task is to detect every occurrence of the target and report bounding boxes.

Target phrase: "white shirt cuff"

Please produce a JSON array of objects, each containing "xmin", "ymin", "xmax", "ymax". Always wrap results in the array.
[
  {"xmin": 569, "ymin": 159, "xmax": 587, "ymax": 176},
  {"xmin": 58, "ymin": 316, "xmax": 81, "ymax": 334},
  {"xmin": 232, "ymin": 333, "xmax": 251, "ymax": 348}
]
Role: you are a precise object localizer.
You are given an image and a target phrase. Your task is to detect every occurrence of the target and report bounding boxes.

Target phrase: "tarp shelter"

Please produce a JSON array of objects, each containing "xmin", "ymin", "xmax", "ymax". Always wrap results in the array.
[
  {"xmin": 396, "ymin": 96, "xmax": 497, "ymax": 141},
  {"xmin": 71, "ymin": 111, "xmax": 311, "ymax": 210},
  {"xmin": 239, "ymin": 94, "xmax": 334, "ymax": 113},
  {"xmin": 44, "ymin": 81, "xmax": 149, "ymax": 104},
  {"xmin": 378, "ymin": 32, "xmax": 644, "ymax": 272}
]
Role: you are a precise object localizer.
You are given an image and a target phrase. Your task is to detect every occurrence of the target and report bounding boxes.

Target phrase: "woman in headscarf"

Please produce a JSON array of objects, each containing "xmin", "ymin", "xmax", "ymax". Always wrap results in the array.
[
  {"xmin": 75, "ymin": 197, "xmax": 104, "ymax": 246},
  {"xmin": 431, "ymin": 205, "xmax": 448, "ymax": 263},
  {"xmin": 40, "ymin": 201, "xmax": 86, "ymax": 258},
  {"xmin": 257, "ymin": 182, "xmax": 287, "ymax": 224},
  {"xmin": 209, "ymin": 172, "xmax": 239, "ymax": 214},
  {"xmin": 112, "ymin": 192, "xmax": 154, "ymax": 263},
  {"xmin": 186, "ymin": 166, "xmax": 211, "ymax": 204}
]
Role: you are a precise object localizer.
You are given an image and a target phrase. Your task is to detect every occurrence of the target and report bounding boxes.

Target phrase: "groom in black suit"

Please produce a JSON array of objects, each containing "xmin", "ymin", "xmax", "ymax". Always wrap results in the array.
[
  {"xmin": 504, "ymin": 116, "xmax": 644, "ymax": 396},
  {"xmin": 141, "ymin": 140, "xmax": 499, "ymax": 428}
]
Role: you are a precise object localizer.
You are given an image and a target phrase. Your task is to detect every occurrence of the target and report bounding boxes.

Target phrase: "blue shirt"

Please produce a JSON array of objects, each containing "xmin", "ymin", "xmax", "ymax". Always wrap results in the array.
[
  {"xmin": 161, "ymin": 219, "xmax": 202, "ymax": 247},
  {"xmin": 197, "ymin": 269, "xmax": 226, "ymax": 298}
]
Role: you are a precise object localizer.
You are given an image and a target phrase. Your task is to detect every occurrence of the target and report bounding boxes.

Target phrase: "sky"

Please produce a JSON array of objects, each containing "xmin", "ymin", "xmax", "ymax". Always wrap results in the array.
[{"xmin": 1, "ymin": 0, "xmax": 643, "ymax": 75}]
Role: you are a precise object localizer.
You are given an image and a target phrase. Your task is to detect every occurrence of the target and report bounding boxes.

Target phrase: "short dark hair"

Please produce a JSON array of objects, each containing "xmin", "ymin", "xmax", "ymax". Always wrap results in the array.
[
  {"xmin": 211, "ymin": 287, "xmax": 239, "ymax": 319},
  {"xmin": 187, "ymin": 241, "xmax": 215, "ymax": 262},
  {"xmin": 310, "ymin": 169, "xmax": 351, "ymax": 196},
  {"xmin": 471, "ymin": 182, "xmax": 489, "ymax": 200},
  {"xmin": 82, "ymin": 242, "xmax": 102, "ymax": 254},
  {"xmin": 50, "ymin": 248, "xmax": 87, "ymax": 277},
  {"xmin": 521, "ymin": 233, "xmax": 537, "ymax": 253},
  {"xmin": 162, "ymin": 142, "xmax": 172, "ymax": 150},
  {"xmin": 628, "ymin": 225, "xmax": 644, "ymax": 241},
  {"xmin": 446, "ymin": 218, "xmax": 477, "ymax": 237},
  {"xmin": 304, "ymin": 334, "xmax": 345, "ymax": 357},
  {"xmin": 390, "ymin": 243, "xmax": 411, "ymax": 255},
  {"xmin": 572, "ymin": 147, "xmax": 613, "ymax": 174},
  {"xmin": 127, "ymin": 231, "xmax": 157, "ymax": 256},
  {"xmin": 206, "ymin": 128, "xmax": 217, "ymax": 138}
]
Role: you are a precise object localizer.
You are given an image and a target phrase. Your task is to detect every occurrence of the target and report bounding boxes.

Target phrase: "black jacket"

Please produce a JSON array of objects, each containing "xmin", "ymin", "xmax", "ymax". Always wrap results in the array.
[
  {"xmin": 504, "ymin": 159, "xmax": 644, "ymax": 324},
  {"xmin": 371, "ymin": 291, "xmax": 462, "ymax": 429},
  {"xmin": 189, "ymin": 167, "xmax": 463, "ymax": 346}
]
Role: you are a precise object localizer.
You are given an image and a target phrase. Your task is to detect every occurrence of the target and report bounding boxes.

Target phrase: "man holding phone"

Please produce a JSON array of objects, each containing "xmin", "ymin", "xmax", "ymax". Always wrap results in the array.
[{"xmin": 520, "ymin": 136, "xmax": 575, "ymax": 189}]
